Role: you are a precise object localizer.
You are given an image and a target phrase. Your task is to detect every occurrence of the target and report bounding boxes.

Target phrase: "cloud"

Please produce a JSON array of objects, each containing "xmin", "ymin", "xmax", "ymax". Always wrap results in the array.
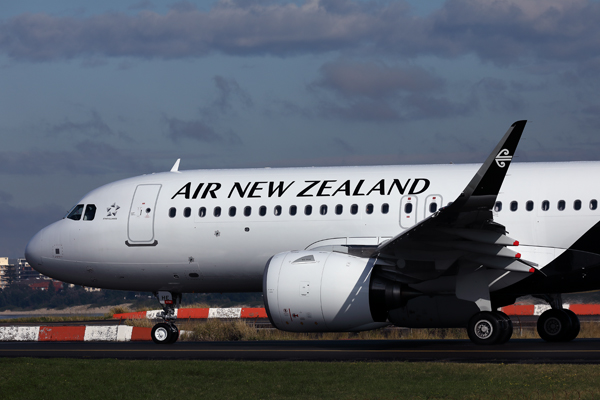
[
  {"xmin": 0, "ymin": 190, "xmax": 13, "ymax": 203},
  {"xmin": 312, "ymin": 61, "xmax": 444, "ymax": 99},
  {"xmin": 47, "ymin": 110, "xmax": 114, "ymax": 137},
  {"xmin": 164, "ymin": 116, "xmax": 242, "ymax": 145},
  {"xmin": 1, "ymin": 0, "xmax": 599, "ymax": 67},
  {"xmin": 308, "ymin": 60, "xmax": 475, "ymax": 121},
  {"xmin": 201, "ymin": 75, "xmax": 253, "ymax": 118},
  {"xmin": 164, "ymin": 117, "xmax": 222, "ymax": 142},
  {"xmin": 0, "ymin": 141, "xmax": 154, "ymax": 176},
  {"xmin": 0, "ymin": 203, "xmax": 65, "ymax": 257}
]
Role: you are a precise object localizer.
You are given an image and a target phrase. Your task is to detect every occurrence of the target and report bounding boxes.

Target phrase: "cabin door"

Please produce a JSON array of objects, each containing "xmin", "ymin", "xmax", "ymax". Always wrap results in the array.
[{"xmin": 127, "ymin": 184, "xmax": 162, "ymax": 243}]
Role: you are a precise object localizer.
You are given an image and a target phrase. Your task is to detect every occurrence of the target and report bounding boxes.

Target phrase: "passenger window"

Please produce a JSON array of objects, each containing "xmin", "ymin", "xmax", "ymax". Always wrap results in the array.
[
  {"xmin": 366, "ymin": 204, "xmax": 374, "ymax": 214},
  {"xmin": 305, "ymin": 205, "xmax": 312, "ymax": 216},
  {"xmin": 67, "ymin": 204, "xmax": 84, "ymax": 221},
  {"xmin": 574, "ymin": 200, "xmax": 582, "ymax": 211},
  {"xmin": 429, "ymin": 203, "xmax": 437, "ymax": 213},
  {"xmin": 168, "ymin": 207, "xmax": 176, "ymax": 218},
  {"xmin": 542, "ymin": 200, "xmax": 550, "ymax": 211},
  {"xmin": 184, "ymin": 207, "xmax": 191, "ymax": 218},
  {"xmin": 526, "ymin": 201, "xmax": 533, "ymax": 212},
  {"xmin": 214, "ymin": 207, "xmax": 221, "ymax": 217},
  {"xmin": 350, "ymin": 204, "xmax": 358, "ymax": 215},
  {"xmin": 83, "ymin": 205, "xmax": 96, "ymax": 221},
  {"xmin": 382, "ymin": 203, "xmax": 389, "ymax": 214},
  {"xmin": 199, "ymin": 207, "xmax": 206, "ymax": 218},
  {"xmin": 335, "ymin": 204, "xmax": 343, "ymax": 215},
  {"xmin": 320, "ymin": 205, "xmax": 328, "ymax": 215},
  {"xmin": 510, "ymin": 201, "xmax": 518, "ymax": 211},
  {"xmin": 244, "ymin": 206, "xmax": 251, "ymax": 217},
  {"xmin": 229, "ymin": 206, "xmax": 237, "ymax": 217},
  {"xmin": 289, "ymin": 205, "xmax": 297, "ymax": 216},
  {"xmin": 259, "ymin": 206, "xmax": 267, "ymax": 216},
  {"xmin": 274, "ymin": 205, "xmax": 282, "ymax": 216},
  {"xmin": 404, "ymin": 203, "xmax": 412, "ymax": 214},
  {"xmin": 591, "ymin": 200, "xmax": 598, "ymax": 210},
  {"xmin": 494, "ymin": 202, "xmax": 502, "ymax": 212},
  {"xmin": 558, "ymin": 200, "xmax": 565, "ymax": 211}
]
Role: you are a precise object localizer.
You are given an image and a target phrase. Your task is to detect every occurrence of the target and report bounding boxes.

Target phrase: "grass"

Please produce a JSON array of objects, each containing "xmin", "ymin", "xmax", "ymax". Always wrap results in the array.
[{"xmin": 0, "ymin": 358, "xmax": 599, "ymax": 399}]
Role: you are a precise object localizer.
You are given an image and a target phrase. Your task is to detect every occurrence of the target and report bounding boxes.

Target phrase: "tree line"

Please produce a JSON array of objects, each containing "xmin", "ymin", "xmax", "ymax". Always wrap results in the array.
[{"xmin": 0, "ymin": 284, "xmax": 263, "ymax": 311}]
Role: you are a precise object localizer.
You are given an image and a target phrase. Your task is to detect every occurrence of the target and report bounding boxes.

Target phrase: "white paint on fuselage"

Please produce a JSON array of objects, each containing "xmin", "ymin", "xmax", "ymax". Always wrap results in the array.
[{"xmin": 25, "ymin": 161, "xmax": 600, "ymax": 293}]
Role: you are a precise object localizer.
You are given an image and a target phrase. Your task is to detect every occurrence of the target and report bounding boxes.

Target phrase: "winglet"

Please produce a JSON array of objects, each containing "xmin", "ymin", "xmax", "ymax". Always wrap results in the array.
[
  {"xmin": 452, "ymin": 120, "xmax": 527, "ymax": 211},
  {"xmin": 170, "ymin": 159, "xmax": 181, "ymax": 173}
]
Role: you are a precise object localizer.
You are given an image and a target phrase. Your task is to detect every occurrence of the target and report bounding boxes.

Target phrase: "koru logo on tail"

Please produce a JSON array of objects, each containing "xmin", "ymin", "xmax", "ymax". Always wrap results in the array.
[{"xmin": 495, "ymin": 149, "xmax": 512, "ymax": 168}]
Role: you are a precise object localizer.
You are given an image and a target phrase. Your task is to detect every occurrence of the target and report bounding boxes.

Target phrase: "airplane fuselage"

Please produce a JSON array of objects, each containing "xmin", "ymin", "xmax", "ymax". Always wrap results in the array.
[{"xmin": 25, "ymin": 161, "xmax": 600, "ymax": 296}]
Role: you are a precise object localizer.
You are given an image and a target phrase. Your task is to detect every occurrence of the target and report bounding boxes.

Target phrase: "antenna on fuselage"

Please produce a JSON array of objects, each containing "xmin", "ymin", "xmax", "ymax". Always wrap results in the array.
[{"xmin": 170, "ymin": 159, "xmax": 181, "ymax": 173}]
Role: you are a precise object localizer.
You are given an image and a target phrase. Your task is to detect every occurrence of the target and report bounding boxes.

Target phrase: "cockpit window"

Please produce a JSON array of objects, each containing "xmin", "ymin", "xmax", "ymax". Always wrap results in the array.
[
  {"xmin": 83, "ymin": 205, "xmax": 96, "ymax": 221},
  {"xmin": 66, "ymin": 204, "xmax": 84, "ymax": 221}
]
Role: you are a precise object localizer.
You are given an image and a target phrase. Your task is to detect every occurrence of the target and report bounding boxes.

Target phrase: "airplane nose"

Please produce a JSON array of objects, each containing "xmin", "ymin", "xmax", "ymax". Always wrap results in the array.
[{"xmin": 25, "ymin": 228, "xmax": 45, "ymax": 270}]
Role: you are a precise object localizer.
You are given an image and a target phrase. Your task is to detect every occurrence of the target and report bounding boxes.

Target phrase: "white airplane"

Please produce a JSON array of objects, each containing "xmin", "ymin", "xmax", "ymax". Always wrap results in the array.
[{"xmin": 25, "ymin": 121, "xmax": 600, "ymax": 345}]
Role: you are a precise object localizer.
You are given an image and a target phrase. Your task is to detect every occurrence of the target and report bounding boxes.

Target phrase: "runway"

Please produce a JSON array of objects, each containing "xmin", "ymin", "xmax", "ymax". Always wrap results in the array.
[{"xmin": 2, "ymin": 339, "xmax": 600, "ymax": 363}]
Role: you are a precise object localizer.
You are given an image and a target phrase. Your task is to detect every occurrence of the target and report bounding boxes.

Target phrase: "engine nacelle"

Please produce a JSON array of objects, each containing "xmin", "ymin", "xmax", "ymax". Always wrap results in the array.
[{"xmin": 263, "ymin": 251, "xmax": 388, "ymax": 332}]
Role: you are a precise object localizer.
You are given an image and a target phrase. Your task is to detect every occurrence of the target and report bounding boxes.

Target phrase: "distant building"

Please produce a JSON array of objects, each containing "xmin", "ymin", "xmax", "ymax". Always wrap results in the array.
[
  {"xmin": 0, "ymin": 257, "xmax": 15, "ymax": 289},
  {"xmin": 10, "ymin": 258, "xmax": 45, "ymax": 281},
  {"xmin": 19, "ymin": 278, "xmax": 63, "ymax": 291}
]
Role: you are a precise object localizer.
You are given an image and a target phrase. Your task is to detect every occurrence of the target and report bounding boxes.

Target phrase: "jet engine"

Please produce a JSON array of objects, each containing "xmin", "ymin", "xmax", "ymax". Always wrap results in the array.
[
  {"xmin": 263, "ymin": 251, "xmax": 388, "ymax": 332},
  {"xmin": 263, "ymin": 250, "xmax": 484, "ymax": 333}
]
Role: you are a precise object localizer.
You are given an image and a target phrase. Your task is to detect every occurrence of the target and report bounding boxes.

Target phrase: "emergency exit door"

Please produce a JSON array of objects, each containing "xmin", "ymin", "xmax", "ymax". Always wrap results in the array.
[{"xmin": 128, "ymin": 184, "xmax": 161, "ymax": 243}]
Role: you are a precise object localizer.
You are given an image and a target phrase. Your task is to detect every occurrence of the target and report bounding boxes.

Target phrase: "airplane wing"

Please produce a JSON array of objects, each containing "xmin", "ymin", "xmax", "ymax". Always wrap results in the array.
[{"xmin": 372, "ymin": 121, "xmax": 532, "ymax": 287}]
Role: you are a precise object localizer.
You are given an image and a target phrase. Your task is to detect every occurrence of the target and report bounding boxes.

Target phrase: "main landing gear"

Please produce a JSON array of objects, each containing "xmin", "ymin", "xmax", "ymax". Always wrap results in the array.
[
  {"xmin": 535, "ymin": 294, "xmax": 580, "ymax": 342},
  {"xmin": 467, "ymin": 311, "xmax": 513, "ymax": 345},
  {"xmin": 150, "ymin": 291, "xmax": 181, "ymax": 345}
]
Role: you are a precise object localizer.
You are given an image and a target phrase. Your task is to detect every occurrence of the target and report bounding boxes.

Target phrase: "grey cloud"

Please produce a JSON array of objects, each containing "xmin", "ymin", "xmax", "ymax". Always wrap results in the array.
[
  {"xmin": 310, "ymin": 60, "xmax": 474, "ymax": 121},
  {"xmin": 0, "ymin": 190, "xmax": 13, "ymax": 202},
  {"xmin": 475, "ymin": 77, "xmax": 525, "ymax": 113},
  {"xmin": 164, "ymin": 116, "xmax": 242, "ymax": 145},
  {"xmin": 0, "ymin": 203, "xmax": 65, "ymax": 257},
  {"xmin": 1, "ymin": 0, "xmax": 600, "ymax": 66},
  {"xmin": 48, "ymin": 110, "xmax": 114, "ymax": 137},
  {"xmin": 0, "ymin": 141, "xmax": 154, "ymax": 175},
  {"xmin": 128, "ymin": 1, "xmax": 155, "ymax": 11},
  {"xmin": 201, "ymin": 75, "xmax": 253, "ymax": 118},
  {"xmin": 312, "ymin": 61, "xmax": 444, "ymax": 99},
  {"xmin": 320, "ymin": 100, "xmax": 401, "ymax": 122}
]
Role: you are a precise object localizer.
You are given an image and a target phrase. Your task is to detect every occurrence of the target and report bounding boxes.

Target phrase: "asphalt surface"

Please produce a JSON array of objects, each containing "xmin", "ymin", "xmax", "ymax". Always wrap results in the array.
[{"xmin": 2, "ymin": 339, "xmax": 600, "ymax": 363}]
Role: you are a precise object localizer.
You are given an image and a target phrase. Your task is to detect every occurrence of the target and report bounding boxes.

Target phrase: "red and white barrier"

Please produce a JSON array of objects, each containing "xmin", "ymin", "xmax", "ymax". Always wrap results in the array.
[
  {"xmin": 500, "ymin": 304, "xmax": 600, "ymax": 316},
  {"xmin": 114, "ymin": 305, "xmax": 600, "ymax": 320},
  {"xmin": 114, "ymin": 307, "xmax": 268, "ymax": 320},
  {"xmin": 0, "ymin": 325, "xmax": 151, "ymax": 342}
]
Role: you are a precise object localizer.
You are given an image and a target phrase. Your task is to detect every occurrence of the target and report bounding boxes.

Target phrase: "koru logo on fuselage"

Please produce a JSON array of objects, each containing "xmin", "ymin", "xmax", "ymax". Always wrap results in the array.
[{"xmin": 495, "ymin": 149, "xmax": 512, "ymax": 168}]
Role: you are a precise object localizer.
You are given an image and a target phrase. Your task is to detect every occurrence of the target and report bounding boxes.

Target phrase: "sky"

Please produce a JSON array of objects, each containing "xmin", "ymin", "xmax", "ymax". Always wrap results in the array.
[{"xmin": 1, "ymin": 0, "xmax": 600, "ymax": 257}]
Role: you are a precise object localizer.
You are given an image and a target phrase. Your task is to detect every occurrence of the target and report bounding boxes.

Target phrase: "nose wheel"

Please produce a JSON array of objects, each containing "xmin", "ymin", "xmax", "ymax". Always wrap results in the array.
[
  {"xmin": 151, "ymin": 291, "xmax": 182, "ymax": 345},
  {"xmin": 151, "ymin": 322, "xmax": 180, "ymax": 344}
]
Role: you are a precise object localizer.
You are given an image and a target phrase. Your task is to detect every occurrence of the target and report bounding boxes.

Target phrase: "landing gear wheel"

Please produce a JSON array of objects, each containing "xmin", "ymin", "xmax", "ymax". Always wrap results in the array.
[
  {"xmin": 562, "ymin": 309, "xmax": 580, "ymax": 342},
  {"xmin": 151, "ymin": 323, "xmax": 173, "ymax": 345},
  {"xmin": 537, "ymin": 309, "xmax": 572, "ymax": 342},
  {"xmin": 167, "ymin": 324, "xmax": 180, "ymax": 344},
  {"xmin": 468, "ymin": 312, "xmax": 502, "ymax": 345},
  {"xmin": 494, "ymin": 311, "xmax": 513, "ymax": 344}
]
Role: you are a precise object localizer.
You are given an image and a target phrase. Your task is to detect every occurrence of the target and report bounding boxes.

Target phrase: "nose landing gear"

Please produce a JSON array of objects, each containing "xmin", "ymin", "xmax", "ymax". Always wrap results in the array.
[{"xmin": 151, "ymin": 291, "xmax": 181, "ymax": 345}]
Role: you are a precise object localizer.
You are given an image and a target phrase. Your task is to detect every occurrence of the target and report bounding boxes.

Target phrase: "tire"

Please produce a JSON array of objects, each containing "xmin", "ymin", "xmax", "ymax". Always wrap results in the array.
[
  {"xmin": 537, "ymin": 309, "xmax": 572, "ymax": 342},
  {"xmin": 151, "ymin": 323, "xmax": 173, "ymax": 345},
  {"xmin": 494, "ymin": 311, "xmax": 513, "ymax": 344},
  {"xmin": 468, "ymin": 312, "xmax": 503, "ymax": 345},
  {"xmin": 167, "ymin": 325, "xmax": 180, "ymax": 344},
  {"xmin": 562, "ymin": 309, "xmax": 580, "ymax": 342}
]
